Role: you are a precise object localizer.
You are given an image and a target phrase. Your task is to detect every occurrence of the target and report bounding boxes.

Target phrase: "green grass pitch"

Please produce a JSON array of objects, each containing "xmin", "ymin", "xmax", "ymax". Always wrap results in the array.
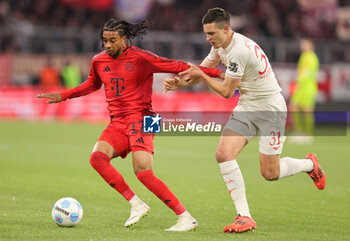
[{"xmin": 0, "ymin": 120, "xmax": 349, "ymax": 241}]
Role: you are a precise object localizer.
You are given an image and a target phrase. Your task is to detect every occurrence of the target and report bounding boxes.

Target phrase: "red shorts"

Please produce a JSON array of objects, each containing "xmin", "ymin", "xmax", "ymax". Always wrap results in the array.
[{"xmin": 98, "ymin": 117, "xmax": 154, "ymax": 158}]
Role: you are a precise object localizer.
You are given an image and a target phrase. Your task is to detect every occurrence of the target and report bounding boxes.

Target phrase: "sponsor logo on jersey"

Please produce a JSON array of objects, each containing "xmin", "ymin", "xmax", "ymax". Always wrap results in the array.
[
  {"xmin": 135, "ymin": 137, "xmax": 145, "ymax": 143},
  {"xmin": 228, "ymin": 62, "xmax": 238, "ymax": 72},
  {"xmin": 103, "ymin": 65, "xmax": 111, "ymax": 72}
]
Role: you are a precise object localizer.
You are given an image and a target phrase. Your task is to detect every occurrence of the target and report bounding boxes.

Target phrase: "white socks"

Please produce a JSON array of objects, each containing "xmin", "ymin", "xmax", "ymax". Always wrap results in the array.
[
  {"xmin": 219, "ymin": 157, "xmax": 313, "ymax": 216},
  {"xmin": 178, "ymin": 210, "xmax": 190, "ymax": 217},
  {"xmin": 219, "ymin": 160, "xmax": 251, "ymax": 217},
  {"xmin": 129, "ymin": 195, "xmax": 141, "ymax": 206},
  {"xmin": 279, "ymin": 157, "xmax": 313, "ymax": 179}
]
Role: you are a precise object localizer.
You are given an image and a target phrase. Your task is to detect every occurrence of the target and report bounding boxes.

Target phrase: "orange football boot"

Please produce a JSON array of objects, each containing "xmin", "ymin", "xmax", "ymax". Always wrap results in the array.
[
  {"xmin": 223, "ymin": 215, "xmax": 256, "ymax": 233},
  {"xmin": 306, "ymin": 153, "xmax": 326, "ymax": 190}
]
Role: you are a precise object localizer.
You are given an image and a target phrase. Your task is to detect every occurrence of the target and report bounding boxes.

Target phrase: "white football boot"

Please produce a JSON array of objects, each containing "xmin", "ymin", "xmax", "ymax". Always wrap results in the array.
[
  {"xmin": 124, "ymin": 196, "xmax": 150, "ymax": 227},
  {"xmin": 165, "ymin": 212, "xmax": 198, "ymax": 232}
]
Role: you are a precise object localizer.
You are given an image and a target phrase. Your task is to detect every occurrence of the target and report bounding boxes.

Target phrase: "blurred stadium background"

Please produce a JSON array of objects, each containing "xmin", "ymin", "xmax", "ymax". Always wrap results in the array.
[{"xmin": 0, "ymin": 0, "xmax": 349, "ymax": 121}]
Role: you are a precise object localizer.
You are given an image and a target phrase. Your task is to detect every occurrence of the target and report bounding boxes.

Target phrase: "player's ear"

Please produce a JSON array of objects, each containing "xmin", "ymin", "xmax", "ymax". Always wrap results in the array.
[{"xmin": 223, "ymin": 25, "xmax": 230, "ymax": 33}]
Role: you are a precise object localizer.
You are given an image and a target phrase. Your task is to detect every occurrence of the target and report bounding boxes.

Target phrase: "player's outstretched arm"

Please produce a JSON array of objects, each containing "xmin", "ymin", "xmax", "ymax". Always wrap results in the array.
[
  {"xmin": 37, "ymin": 93, "xmax": 63, "ymax": 104},
  {"xmin": 163, "ymin": 58, "xmax": 224, "ymax": 94},
  {"xmin": 179, "ymin": 63, "xmax": 240, "ymax": 99}
]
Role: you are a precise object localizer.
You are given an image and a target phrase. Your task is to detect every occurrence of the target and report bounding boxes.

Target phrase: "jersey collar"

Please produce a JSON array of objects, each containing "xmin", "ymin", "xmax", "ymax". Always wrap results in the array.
[
  {"xmin": 223, "ymin": 32, "xmax": 235, "ymax": 53},
  {"xmin": 106, "ymin": 44, "xmax": 130, "ymax": 59}
]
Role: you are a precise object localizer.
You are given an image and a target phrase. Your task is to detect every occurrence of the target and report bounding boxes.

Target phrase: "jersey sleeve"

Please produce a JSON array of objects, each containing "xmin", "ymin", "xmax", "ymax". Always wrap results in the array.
[
  {"xmin": 139, "ymin": 49, "xmax": 222, "ymax": 78},
  {"xmin": 60, "ymin": 59, "xmax": 102, "ymax": 100},
  {"xmin": 226, "ymin": 50, "xmax": 247, "ymax": 79},
  {"xmin": 205, "ymin": 47, "xmax": 219, "ymax": 63}
]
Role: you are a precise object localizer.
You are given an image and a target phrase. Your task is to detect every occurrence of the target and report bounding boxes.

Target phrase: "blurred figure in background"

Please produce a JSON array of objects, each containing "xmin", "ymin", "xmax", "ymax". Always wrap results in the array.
[
  {"xmin": 61, "ymin": 60, "xmax": 82, "ymax": 88},
  {"xmin": 289, "ymin": 38, "xmax": 319, "ymax": 144},
  {"xmin": 39, "ymin": 56, "xmax": 61, "ymax": 90}
]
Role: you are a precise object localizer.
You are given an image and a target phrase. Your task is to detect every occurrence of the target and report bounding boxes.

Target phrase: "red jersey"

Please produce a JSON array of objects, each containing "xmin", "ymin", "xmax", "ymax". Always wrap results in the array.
[{"xmin": 60, "ymin": 45, "xmax": 222, "ymax": 118}]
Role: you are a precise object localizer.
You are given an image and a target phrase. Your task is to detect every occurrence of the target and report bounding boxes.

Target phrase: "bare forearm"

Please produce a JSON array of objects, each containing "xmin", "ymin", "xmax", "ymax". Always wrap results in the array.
[
  {"xmin": 178, "ymin": 62, "xmax": 238, "ymax": 98},
  {"xmin": 201, "ymin": 73, "xmax": 235, "ymax": 99}
]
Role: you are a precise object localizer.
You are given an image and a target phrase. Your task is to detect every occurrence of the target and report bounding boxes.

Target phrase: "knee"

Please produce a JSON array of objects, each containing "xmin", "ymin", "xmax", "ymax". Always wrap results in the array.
[
  {"xmin": 90, "ymin": 151, "xmax": 109, "ymax": 170},
  {"xmin": 134, "ymin": 166, "xmax": 150, "ymax": 175},
  {"xmin": 132, "ymin": 151, "xmax": 153, "ymax": 175},
  {"xmin": 260, "ymin": 154, "xmax": 280, "ymax": 181},
  {"xmin": 215, "ymin": 148, "xmax": 232, "ymax": 163},
  {"xmin": 133, "ymin": 161, "xmax": 152, "ymax": 175},
  {"xmin": 261, "ymin": 169, "xmax": 279, "ymax": 181}
]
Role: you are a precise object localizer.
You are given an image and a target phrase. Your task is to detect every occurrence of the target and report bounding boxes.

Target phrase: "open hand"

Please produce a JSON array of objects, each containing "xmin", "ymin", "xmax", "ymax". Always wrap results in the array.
[{"xmin": 37, "ymin": 93, "xmax": 63, "ymax": 104}]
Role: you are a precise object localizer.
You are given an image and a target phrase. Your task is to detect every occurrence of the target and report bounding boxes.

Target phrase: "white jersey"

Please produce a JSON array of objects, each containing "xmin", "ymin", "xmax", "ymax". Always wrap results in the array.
[{"xmin": 205, "ymin": 32, "xmax": 282, "ymax": 102}]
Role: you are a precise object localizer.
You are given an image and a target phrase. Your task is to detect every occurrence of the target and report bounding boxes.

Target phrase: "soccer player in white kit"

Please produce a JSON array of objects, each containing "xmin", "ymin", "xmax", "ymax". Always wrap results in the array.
[{"xmin": 164, "ymin": 8, "xmax": 326, "ymax": 233}]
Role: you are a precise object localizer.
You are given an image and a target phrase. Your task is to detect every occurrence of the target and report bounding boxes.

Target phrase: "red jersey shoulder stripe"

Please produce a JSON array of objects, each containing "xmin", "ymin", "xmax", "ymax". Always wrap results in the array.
[
  {"xmin": 93, "ymin": 50, "xmax": 107, "ymax": 59},
  {"xmin": 129, "ymin": 46, "xmax": 159, "ymax": 59}
]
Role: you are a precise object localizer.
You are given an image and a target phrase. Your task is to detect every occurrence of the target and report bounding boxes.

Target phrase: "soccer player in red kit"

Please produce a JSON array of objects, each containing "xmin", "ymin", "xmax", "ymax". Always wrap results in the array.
[{"xmin": 37, "ymin": 19, "xmax": 223, "ymax": 231}]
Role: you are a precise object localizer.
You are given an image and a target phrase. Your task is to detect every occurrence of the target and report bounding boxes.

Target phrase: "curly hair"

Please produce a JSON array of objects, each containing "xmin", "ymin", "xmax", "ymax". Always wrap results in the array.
[{"xmin": 100, "ymin": 18, "xmax": 153, "ymax": 46}]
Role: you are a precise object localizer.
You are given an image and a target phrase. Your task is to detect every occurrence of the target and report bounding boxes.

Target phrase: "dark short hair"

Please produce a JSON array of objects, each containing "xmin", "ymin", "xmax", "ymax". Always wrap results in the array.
[{"xmin": 202, "ymin": 8, "xmax": 230, "ymax": 28}]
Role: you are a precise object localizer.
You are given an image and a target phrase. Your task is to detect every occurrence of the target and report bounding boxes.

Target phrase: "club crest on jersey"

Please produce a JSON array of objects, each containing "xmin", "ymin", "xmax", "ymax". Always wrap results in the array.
[
  {"xmin": 124, "ymin": 61, "xmax": 135, "ymax": 72},
  {"xmin": 228, "ymin": 62, "xmax": 238, "ymax": 72}
]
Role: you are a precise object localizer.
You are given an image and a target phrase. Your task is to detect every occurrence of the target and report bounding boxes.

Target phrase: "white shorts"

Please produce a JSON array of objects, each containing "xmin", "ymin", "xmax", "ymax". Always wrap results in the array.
[{"xmin": 224, "ymin": 93, "xmax": 287, "ymax": 155}]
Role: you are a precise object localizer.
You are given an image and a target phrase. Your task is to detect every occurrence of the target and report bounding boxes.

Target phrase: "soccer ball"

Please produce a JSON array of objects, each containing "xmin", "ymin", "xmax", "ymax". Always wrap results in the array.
[{"xmin": 51, "ymin": 197, "xmax": 83, "ymax": 227}]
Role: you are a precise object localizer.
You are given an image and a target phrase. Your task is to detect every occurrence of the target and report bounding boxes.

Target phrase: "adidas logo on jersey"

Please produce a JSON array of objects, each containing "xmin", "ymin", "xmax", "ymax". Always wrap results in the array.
[
  {"xmin": 135, "ymin": 137, "xmax": 144, "ymax": 143},
  {"xmin": 103, "ymin": 66, "xmax": 111, "ymax": 72}
]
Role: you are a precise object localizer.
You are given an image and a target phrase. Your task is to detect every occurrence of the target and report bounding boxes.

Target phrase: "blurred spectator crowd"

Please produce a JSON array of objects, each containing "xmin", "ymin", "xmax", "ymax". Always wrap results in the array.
[
  {"xmin": 151, "ymin": 0, "xmax": 347, "ymax": 40},
  {"xmin": 1, "ymin": 0, "xmax": 350, "ymax": 52}
]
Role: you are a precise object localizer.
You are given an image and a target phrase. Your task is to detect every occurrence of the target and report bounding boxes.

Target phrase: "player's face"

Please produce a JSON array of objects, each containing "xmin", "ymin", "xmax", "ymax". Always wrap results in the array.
[
  {"xmin": 203, "ymin": 23, "xmax": 228, "ymax": 49},
  {"xmin": 102, "ymin": 31, "xmax": 126, "ymax": 57},
  {"xmin": 300, "ymin": 39, "xmax": 313, "ymax": 52}
]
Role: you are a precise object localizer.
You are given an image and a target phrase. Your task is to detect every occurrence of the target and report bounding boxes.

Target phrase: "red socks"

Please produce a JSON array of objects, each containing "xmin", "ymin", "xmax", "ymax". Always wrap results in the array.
[
  {"xmin": 90, "ymin": 152, "xmax": 186, "ymax": 215},
  {"xmin": 90, "ymin": 151, "xmax": 135, "ymax": 201},
  {"xmin": 137, "ymin": 170, "xmax": 185, "ymax": 215}
]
